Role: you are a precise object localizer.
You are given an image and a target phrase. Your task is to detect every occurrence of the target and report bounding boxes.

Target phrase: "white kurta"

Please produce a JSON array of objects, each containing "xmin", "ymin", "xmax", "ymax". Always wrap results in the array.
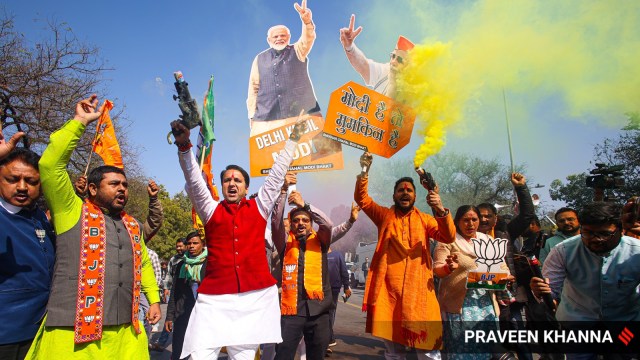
[{"xmin": 180, "ymin": 285, "xmax": 282, "ymax": 356}]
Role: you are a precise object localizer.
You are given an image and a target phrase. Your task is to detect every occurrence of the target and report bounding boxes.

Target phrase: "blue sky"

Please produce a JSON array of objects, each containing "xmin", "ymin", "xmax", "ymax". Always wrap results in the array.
[{"xmin": 6, "ymin": 0, "xmax": 636, "ymax": 213}]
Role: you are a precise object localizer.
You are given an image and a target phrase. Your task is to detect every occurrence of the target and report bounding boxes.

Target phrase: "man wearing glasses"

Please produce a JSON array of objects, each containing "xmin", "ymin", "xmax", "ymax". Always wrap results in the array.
[
  {"xmin": 531, "ymin": 202, "xmax": 640, "ymax": 324},
  {"xmin": 339, "ymin": 14, "xmax": 414, "ymax": 98},
  {"xmin": 538, "ymin": 207, "xmax": 580, "ymax": 265}
]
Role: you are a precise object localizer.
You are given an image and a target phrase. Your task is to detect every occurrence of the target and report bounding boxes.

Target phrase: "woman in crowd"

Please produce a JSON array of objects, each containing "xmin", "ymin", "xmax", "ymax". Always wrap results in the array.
[
  {"xmin": 165, "ymin": 231, "xmax": 207, "ymax": 360},
  {"xmin": 434, "ymin": 205, "xmax": 512, "ymax": 359}
]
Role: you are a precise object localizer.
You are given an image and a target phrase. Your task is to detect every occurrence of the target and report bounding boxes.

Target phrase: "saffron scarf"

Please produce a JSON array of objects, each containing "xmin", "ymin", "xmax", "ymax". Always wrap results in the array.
[
  {"xmin": 74, "ymin": 200, "xmax": 142, "ymax": 344},
  {"xmin": 179, "ymin": 248, "xmax": 208, "ymax": 282},
  {"xmin": 280, "ymin": 231, "xmax": 324, "ymax": 315}
]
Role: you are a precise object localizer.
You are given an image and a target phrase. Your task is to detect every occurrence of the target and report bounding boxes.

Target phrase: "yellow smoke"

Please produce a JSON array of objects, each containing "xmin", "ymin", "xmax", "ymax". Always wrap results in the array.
[
  {"xmin": 392, "ymin": 0, "xmax": 640, "ymax": 167},
  {"xmin": 395, "ymin": 43, "xmax": 468, "ymax": 168}
]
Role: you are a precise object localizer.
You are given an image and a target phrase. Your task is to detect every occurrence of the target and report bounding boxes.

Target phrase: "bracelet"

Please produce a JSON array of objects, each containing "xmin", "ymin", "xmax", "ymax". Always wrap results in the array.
[{"xmin": 176, "ymin": 140, "xmax": 192, "ymax": 152}]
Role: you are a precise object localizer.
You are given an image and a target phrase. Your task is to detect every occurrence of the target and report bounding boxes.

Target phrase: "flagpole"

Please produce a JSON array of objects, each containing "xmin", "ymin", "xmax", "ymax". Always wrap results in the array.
[
  {"xmin": 199, "ymin": 144, "xmax": 206, "ymax": 169},
  {"xmin": 83, "ymin": 150, "xmax": 94, "ymax": 177},
  {"xmin": 502, "ymin": 88, "xmax": 515, "ymax": 174}
]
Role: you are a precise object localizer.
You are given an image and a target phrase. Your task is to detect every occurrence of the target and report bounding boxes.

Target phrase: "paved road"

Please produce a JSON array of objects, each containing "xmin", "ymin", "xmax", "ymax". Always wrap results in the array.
[{"xmin": 150, "ymin": 288, "xmax": 418, "ymax": 359}]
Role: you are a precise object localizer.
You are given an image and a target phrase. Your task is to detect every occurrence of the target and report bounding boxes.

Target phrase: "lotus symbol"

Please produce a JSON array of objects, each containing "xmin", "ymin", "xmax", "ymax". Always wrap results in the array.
[
  {"xmin": 87, "ymin": 279, "xmax": 97, "ymax": 286},
  {"xmin": 471, "ymin": 237, "xmax": 508, "ymax": 273},
  {"xmin": 285, "ymin": 264, "xmax": 297, "ymax": 274},
  {"xmin": 84, "ymin": 315, "xmax": 95, "ymax": 323},
  {"xmin": 89, "ymin": 244, "xmax": 99, "ymax": 251}
]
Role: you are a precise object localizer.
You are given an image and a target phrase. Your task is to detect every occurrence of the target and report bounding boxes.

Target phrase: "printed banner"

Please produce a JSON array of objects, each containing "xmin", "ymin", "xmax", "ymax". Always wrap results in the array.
[
  {"xmin": 466, "ymin": 237, "xmax": 509, "ymax": 290},
  {"xmin": 249, "ymin": 115, "xmax": 344, "ymax": 177},
  {"xmin": 323, "ymin": 81, "xmax": 415, "ymax": 158}
]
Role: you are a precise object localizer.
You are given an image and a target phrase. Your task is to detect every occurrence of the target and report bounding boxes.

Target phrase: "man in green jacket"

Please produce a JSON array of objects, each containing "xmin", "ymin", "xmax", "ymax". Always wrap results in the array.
[{"xmin": 26, "ymin": 95, "xmax": 161, "ymax": 359}]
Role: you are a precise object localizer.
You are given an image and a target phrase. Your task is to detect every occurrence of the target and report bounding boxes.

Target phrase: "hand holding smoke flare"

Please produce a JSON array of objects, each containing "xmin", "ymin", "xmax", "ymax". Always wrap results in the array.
[
  {"xmin": 360, "ymin": 151, "xmax": 373, "ymax": 175},
  {"xmin": 415, "ymin": 166, "xmax": 437, "ymax": 192}
]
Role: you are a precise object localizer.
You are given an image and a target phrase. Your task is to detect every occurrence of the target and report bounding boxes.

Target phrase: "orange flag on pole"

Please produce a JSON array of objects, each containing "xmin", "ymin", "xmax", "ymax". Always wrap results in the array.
[{"xmin": 93, "ymin": 100, "xmax": 123, "ymax": 168}]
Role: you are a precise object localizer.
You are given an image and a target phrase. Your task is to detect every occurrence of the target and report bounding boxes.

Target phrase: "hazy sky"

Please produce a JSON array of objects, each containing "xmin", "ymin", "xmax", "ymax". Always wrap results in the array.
[{"xmin": 6, "ymin": 0, "xmax": 638, "ymax": 213}]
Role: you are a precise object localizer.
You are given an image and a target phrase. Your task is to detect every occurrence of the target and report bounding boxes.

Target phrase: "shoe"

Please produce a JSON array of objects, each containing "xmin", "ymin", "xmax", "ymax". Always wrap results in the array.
[
  {"xmin": 325, "ymin": 348, "xmax": 332, "ymax": 357},
  {"xmin": 328, "ymin": 341, "xmax": 337, "ymax": 347},
  {"xmin": 149, "ymin": 343, "xmax": 164, "ymax": 352}
]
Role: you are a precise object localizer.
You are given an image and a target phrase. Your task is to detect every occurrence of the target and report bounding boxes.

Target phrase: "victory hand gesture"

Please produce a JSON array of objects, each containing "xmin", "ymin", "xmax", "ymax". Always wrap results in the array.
[
  {"xmin": 340, "ymin": 14, "xmax": 363, "ymax": 49},
  {"xmin": 294, "ymin": 0, "xmax": 312, "ymax": 24}
]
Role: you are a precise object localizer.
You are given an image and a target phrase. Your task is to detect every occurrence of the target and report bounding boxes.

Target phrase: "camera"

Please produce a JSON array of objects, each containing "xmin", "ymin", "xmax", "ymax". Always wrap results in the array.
[{"xmin": 585, "ymin": 163, "xmax": 624, "ymax": 190}]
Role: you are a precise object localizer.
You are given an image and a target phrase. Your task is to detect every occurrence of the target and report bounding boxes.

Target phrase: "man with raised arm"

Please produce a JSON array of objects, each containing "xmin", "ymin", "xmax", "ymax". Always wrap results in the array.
[
  {"xmin": 339, "ymin": 14, "xmax": 415, "ymax": 98},
  {"xmin": 355, "ymin": 152, "xmax": 456, "ymax": 359},
  {"xmin": 271, "ymin": 190, "xmax": 333, "ymax": 360},
  {"xmin": 26, "ymin": 95, "xmax": 161, "ymax": 359},
  {"xmin": 171, "ymin": 118, "xmax": 307, "ymax": 360},
  {"xmin": 0, "ymin": 129, "xmax": 55, "ymax": 360},
  {"xmin": 247, "ymin": 0, "xmax": 321, "ymax": 132}
]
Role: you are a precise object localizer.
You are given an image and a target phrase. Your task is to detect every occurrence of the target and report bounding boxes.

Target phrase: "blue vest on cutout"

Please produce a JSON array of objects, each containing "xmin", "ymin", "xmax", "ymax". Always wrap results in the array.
[{"xmin": 253, "ymin": 45, "xmax": 319, "ymax": 121}]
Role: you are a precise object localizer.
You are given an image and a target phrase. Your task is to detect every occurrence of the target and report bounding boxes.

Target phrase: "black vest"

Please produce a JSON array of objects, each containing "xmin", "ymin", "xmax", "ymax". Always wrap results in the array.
[{"xmin": 253, "ymin": 45, "xmax": 319, "ymax": 121}]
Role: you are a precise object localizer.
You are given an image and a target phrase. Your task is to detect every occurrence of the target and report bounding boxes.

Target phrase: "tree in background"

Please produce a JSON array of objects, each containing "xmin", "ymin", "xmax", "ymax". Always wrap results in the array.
[
  {"xmin": 0, "ymin": 12, "xmax": 137, "ymax": 172},
  {"xmin": 149, "ymin": 191, "xmax": 194, "ymax": 261},
  {"xmin": 549, "ymin": 173, "xmax": 593, "ymax": 210},
  {"xmin": 127, "ymin": 182, "xmax": 193, "ymax": 261},
  {"xmin": 368, "ymin": 152, "xmax": 525, "ymax": 215},
  {"xmin": 550, "ymin": 113, "xmax": 640, "ymax": 207}
]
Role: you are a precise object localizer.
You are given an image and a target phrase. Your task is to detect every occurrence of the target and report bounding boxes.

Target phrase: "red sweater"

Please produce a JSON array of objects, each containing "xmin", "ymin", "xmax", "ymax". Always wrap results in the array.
[{"xmin": 198, "ymin": 197, "xmax": 276, "ymax": 295}]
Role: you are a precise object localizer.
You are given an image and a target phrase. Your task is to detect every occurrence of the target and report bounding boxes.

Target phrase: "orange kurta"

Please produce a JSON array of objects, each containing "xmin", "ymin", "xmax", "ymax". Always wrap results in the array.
[{"xmin": 354, "ymin": 175, "xmax": 456, "ymax": 350}]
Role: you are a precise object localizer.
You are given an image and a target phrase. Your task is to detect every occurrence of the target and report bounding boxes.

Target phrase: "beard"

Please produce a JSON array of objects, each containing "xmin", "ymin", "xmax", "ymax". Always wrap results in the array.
[
  {"xmin": 93, "ymin": 192, "xmax": 127, "ymax": 214},
  {"xmin": 271, "ymin": 43, "xmax": 287, "ymax": 51},
  {"xmin": 394, "ymin": 198, "xmax": 415, "ymax": 212}
]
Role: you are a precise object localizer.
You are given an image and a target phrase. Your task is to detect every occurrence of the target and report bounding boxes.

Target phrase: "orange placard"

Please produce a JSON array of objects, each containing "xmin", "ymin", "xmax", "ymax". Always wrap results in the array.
[
  {"xmin": 249, "ymin": 115, "xmax": 344, "ymax": 177},
  {"xmin": 322, "ymin": 81, "xmax": 416, "ymax": 158}
]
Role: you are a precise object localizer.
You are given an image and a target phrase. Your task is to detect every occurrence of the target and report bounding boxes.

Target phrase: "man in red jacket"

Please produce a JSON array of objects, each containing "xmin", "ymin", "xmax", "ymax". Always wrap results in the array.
[{"xmin": 171, "ymin": 119, "xmax": 306, "ymax": 360}]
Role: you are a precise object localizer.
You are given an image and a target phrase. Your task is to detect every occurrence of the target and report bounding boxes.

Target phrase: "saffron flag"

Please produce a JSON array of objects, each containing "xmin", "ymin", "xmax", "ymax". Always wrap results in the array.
[
  {"xmin": 192, "ymin": 76, "xmax": 218, "ymax": 229},
  {"xmin": 93, "ymin": 100, "xmax": 123, "ymax": 168}
]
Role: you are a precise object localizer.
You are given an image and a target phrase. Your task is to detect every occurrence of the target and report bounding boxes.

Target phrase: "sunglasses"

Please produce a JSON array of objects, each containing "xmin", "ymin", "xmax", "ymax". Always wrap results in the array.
[
  {"xmin": 580, "ymin": 228, "xmax": 618, "ymax": 241},
  {"xmin": 390, "ymin": 53, "xmax": 404, "ymax": 64}
]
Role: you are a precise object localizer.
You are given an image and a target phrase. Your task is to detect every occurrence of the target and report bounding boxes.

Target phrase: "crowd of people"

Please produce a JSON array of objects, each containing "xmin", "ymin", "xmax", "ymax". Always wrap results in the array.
[
  {"xmin": 2, "ymin": 3, "xmax": 640, "ymax": 360},
  {"xmin": 3, "ymin": 101, "xmax": 640, "ymax": 360}
]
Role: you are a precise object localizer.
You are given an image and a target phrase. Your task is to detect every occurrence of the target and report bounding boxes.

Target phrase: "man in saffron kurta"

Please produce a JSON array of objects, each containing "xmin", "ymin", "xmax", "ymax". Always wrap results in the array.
[
  {"xmin": 26, "ymin": 95, "xmax": 161, "ymax": 359},
  {"xmin": 355, "ymin": 152, "xmax": 455, "ymax": 358}
]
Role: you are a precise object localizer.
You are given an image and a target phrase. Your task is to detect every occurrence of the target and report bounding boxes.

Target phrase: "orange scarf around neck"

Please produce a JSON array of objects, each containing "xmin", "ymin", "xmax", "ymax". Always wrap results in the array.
[
  {"xmin": 74, "ymin": 200, "xmax": 142, "ymax": 344},
  {"xmin": 280, "ymin": 231, "xmax": 324, "ymax": 315}
]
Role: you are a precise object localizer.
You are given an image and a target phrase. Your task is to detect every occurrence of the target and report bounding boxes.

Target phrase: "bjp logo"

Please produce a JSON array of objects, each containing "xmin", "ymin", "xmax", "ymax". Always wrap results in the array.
[{"xmin": 471, "ymin": 237, "xmax": 508, "ymax": 273}]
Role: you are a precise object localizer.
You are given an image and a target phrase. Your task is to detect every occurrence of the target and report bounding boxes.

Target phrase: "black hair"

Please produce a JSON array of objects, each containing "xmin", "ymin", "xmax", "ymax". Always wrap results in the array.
[
  {"xmin": 578, "ymin": 202, "xmax": 622, "ymax": 228},
  {"xmin": 453, "ymin": 205, "xmax": 480, "ymax": 233},
  {"xmin": 394, "ymin": 177, "xmax": 415, "ymax": 192},
  {"xmin": 289, "ymin": 207, "xmax": 312, "ymax": 223},
  {"xmin": 184, "ymin": 230, "xmax": 202, "ymax": 243},
  {"xmin": 531, "ymin": 216, "xmax": 541, "ymax": 228},
  {"xmin": 477, "ymin": 203, "xmax": 497, "ymax": 215},
  {"xmin": 220, "ymin": 165, "xmax": 250, "ymax": 188},
  {"xmin": 176, "ymin": 237, "xmax": 186, "ymax": 244},
  {"xmin": 0, "ymin": 148, "xmax": 40, "ymax": 170},
  {"xmin": 555, "ymin": 207, "xmax": 578, "ymax": 220},
  {"xmin": 87, "ymin": 165, "xmax": 126, "ymax": 187}
]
